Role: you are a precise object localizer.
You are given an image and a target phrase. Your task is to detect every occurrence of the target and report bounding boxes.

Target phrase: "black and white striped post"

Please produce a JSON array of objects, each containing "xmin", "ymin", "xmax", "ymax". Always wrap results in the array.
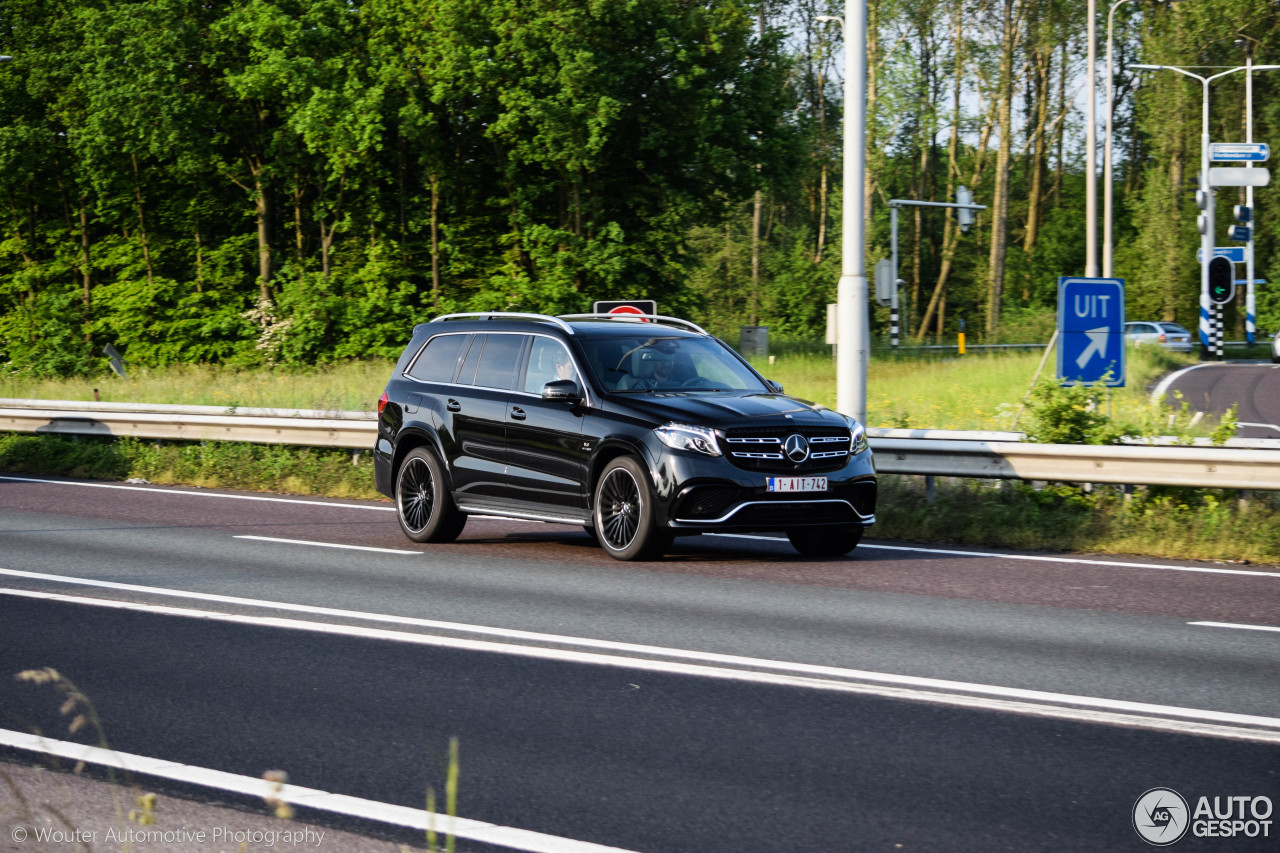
[{"xmin": 886, "ymin": 195, "xmax": 986, "ymax": 348}]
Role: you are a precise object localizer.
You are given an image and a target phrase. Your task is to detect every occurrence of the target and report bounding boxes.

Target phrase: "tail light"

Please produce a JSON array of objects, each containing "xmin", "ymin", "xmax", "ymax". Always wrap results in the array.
[
  {"xmin": 378, "ymin": 391, "xmax": 389, "ymax": 415},
  {"xmin": 1159, "ymin": 333, "xmax": 1166, "ymax": 343}
]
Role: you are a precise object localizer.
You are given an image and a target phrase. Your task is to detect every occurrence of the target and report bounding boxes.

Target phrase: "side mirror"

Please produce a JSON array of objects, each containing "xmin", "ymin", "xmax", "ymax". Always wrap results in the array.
[
  {"xmin": 541, "ymin": 379, "xmax": 581, "ymax": 402},
  {"xmin": 766, "ymin": 380, "xmax": 784, "ymax": 394}
]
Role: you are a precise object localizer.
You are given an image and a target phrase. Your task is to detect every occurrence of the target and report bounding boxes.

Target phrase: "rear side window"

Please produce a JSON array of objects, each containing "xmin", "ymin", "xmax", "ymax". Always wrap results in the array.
[
  {"xmin": 406, "ymin": 333, "xmax": 470, "ymax": 383},
  {"xmin": 472, "ymin": 334, "xmax": 529, "ymax": 390}
]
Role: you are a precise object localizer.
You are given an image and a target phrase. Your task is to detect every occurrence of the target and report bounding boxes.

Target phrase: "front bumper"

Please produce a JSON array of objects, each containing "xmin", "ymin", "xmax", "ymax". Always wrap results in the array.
[{"xmin": 648, "ymin": 443, "xmax": 877, "ymax": 532}]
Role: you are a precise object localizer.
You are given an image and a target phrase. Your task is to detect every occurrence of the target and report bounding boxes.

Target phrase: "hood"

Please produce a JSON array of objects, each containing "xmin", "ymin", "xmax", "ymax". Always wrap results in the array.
[{"xmin": 606, "ymin": 391, "xmax": 851, "ymax": 430}]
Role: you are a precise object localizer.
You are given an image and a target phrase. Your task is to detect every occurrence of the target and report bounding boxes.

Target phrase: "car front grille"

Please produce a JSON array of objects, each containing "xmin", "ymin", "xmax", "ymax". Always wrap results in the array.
[
  {"xmin": 673, "ymin": 480, "xmax": 876, "ymax": 526},
  {"xmin": 720, "ymin": 426, "xmax": 852, "ymax": 472}
]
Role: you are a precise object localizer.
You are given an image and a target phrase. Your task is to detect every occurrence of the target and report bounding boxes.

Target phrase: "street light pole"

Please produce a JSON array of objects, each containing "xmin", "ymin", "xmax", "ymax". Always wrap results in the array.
[
  {"xmin": 1131, "ymin": 62, "xmax": 1280, "ymax": 359},
  {"xmin": 1236, "ymin": 34, "xmax": 1261, "ymax": 346},
  {"xmin": 1103, "ymin": 0, "xmax": 1134, "ymax": 278},
  {"xmin": 1086, "ymin": 0, "xmax": 1099, "ymax": 277},
  {"xmin": 819, "ymin": 1, "xmax": 870, "ymax": 425}
]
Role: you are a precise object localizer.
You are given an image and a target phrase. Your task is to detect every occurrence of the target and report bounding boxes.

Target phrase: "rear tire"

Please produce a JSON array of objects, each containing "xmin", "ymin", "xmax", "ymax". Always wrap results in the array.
[
  {"xmin": 787, "ymin": 524, "xmax": 863, "ymax": 557},
  {"xmin": 395, "ymin": 447, "xmax": 467, "ymax": 543},
  {"xmin": 593, "ymin": 456, "xmax": 668, "ymax": 561}
]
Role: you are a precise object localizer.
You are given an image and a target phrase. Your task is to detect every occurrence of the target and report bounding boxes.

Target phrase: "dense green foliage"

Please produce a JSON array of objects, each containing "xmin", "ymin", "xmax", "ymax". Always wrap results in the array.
[{"xmin": 1, "ymin": 0, "xmax": 1279, "ymax": 375}]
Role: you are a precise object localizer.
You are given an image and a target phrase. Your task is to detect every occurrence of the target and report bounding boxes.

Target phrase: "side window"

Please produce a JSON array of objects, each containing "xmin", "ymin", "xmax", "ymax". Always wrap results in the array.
[
  {"xmin": 456, "ymin": 334, "xmax": 484, "ymax": 385},
  {"xmin": 523, "ymin": 337, "xmax": 577, "ymax": 394},
  {"xmin": 406, "ymin": 334, "xmax": 470, "ymax": 383},
  {"xmin": 473, "ymin": 334, "xmax": 528, "ymax": 390}
]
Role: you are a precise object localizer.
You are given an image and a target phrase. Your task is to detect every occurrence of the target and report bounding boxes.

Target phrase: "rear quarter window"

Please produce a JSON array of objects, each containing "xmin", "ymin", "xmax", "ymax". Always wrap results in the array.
[{"xmin": 406, "ymin": 333, "xmax": 470, "ymax": 383}]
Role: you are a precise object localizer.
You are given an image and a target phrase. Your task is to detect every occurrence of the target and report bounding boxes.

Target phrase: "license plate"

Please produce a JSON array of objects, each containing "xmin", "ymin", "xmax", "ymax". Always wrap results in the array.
[{"xmin": 766, "ymin": 476, "xmax": 828, "ymax": 492}]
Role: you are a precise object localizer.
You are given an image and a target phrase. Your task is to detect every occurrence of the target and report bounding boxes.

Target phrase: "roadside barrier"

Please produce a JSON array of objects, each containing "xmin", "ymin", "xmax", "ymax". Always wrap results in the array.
[{"xmin": 1, "ymin": 399, "xmax": 1277, "ymax": 490}]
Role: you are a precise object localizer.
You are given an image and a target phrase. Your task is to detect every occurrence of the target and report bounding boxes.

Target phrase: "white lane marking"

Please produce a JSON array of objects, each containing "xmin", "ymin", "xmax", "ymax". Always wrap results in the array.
[
  {"xmin": 234, "ymin": 535, "xmax": 419, "ymax": 555},
  {"xmin": 708, "ymin": 534, "xmax": 1280, "ymax": 578},
  {"xmin": 0, "ymin": 729, "xmax": 635, "ymax": 853},
  {"xmin": 1238, "ymin": 422, "xmax": 1280, "ymax": 434},
  {"xmin": 0, "ymin": 475, "xmax": 394, "ymax": 511},
  {"xmin": 855, "ymin": 544, "xmax": 1280, "ymax": 578},
  {"xmin": 1150, "ymin": 363, "xmax": 1214, "ymax": 403},
  {"xmin": 5, "ymin": 582, "xmax": 1280, "ymax": 743},
  {"xmin": 4, "ymin": 474, "xmax": 1277, "ymax": 577},
  {"xmin": 1190, "ymin": 621, "xmax": 1280, "ymax": 634}
]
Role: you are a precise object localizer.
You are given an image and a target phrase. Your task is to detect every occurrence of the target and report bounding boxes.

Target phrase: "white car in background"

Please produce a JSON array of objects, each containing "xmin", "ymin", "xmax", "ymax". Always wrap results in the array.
[
  {"xmin": 1272, "ymin": 329, "xmax": 1279, "ymax": 364},
  {"xmin": 1124, "ymin": 321, "xmax": 1193, "ymax": 353}
]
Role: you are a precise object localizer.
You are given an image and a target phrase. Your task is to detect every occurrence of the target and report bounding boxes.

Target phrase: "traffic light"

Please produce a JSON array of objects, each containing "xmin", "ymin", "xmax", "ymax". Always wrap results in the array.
[
  {"xmin": 956, "ymin": 186, "xmax": 973, "ymax": 234},
  {"xmin": 1208, "ymin": 256, "xmax": 1235, "ymax": 305}
]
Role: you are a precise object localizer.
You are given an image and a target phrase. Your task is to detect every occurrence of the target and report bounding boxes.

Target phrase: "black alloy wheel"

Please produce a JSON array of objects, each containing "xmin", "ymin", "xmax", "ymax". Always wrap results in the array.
[
  {"xmin": 593, "ymin": 456, "xmax": 667, "ymax": 561},
  {"xmin": 786, "ymin": 524, "xmax": 863, "ymax": 558},
  {"xmin": 395, "ymin": 447, "xmax": 467, "ymax": 543}
]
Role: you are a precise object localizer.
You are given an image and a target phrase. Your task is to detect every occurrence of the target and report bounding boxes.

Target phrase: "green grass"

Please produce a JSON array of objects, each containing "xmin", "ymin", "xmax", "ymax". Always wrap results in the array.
[
  {"xmin": 877, "ymin": 475, "xmax": 1280, "ymax": 565},
  {"xmin": 750, "ymin": 345, "xmax": 1202, "ymax": 431},
  {"xmin": 1, "ymin": 346, "xmax": 1226, "ymax": 436},
  {"xmin": 0, "ymin": 361, "xmax": 393, "ymax": 412},
  {"xmin": 0, "ymin": 433, "xmax": 382, "ymax": 499}
]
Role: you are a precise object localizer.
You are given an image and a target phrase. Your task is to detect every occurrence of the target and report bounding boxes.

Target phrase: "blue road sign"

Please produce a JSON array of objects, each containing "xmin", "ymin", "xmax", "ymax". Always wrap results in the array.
[
  {"xmin": 1057, "ymin": 277, "xmax": 1125, "ymax": 387},
  {"xmin": 1197, "ymin": 247, "xmax": 1247, "ymax": 263},
  {"xmin": 1210, "ymin": 143, "xmax": 1269, "ymax": 162}
]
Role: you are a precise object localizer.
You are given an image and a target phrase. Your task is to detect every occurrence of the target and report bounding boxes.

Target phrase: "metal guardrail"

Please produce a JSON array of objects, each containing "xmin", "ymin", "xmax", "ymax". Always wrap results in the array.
[
  {"xmin": 1, "ymin": 400, "xmax": 1277, "ymax": 489},
  {"xmin": 0, "ymin": 400, "xmax": 374, "ymax": 450}
]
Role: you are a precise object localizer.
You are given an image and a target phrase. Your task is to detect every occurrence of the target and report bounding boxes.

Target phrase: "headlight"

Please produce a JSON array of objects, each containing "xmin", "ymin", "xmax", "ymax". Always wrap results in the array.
[
  {"xmin": 848, "ymin": 419, "xmax": 869, "ymax": 455},
  {"xmin": 654, "ymin": 423, "xmax": 722, "ymax": 457}
]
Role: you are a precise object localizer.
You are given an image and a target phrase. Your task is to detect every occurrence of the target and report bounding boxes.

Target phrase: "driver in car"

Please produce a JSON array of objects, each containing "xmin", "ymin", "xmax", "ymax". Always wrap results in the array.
[{"xmin": 619, "ymin": 349, "xmax": 676, "ymax": 390}]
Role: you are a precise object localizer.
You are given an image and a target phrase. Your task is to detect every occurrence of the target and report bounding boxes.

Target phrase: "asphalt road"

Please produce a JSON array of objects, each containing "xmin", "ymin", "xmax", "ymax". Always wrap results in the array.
[
  {"xmin": 1155, "ymin": 362, "xmax": 1280, "ymax": 439},
  {"xmin": 2, "ymin": 474, "xmax": 1279, "ymax": 851}
]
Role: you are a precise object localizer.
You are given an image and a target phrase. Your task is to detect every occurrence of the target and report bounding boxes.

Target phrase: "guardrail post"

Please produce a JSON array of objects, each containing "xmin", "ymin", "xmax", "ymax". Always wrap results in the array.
[{"xmin": 925, "ymin": 475, "xmax": 937, "ymax": 504}]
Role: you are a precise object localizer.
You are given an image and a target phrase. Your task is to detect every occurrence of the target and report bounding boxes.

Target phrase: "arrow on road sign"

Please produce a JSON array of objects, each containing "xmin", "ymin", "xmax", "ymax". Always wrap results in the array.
[{"xmin": 1075, "ymin": 327, "xmax": 1109, "ymax": 368}]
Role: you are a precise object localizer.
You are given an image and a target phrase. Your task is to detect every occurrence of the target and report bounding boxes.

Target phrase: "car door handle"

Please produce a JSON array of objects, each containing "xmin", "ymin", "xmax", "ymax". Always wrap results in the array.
[
  {"xmin": 510, "ymin": 406, "xmax": 526, "ymax": 421},
  {"xmin": 446, "ymin": 398, "xmax": 461, "ymax": 412}
]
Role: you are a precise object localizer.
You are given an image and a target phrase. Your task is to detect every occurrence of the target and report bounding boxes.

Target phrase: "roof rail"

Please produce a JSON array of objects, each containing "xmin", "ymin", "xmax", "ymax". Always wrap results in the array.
[
  {"xmin": 556, "ymin": 313, "xmax": 710, "ymax": 336},
  {"xmin": 429, "ymin": 312, "xmax": 574, "ymax": 334}
]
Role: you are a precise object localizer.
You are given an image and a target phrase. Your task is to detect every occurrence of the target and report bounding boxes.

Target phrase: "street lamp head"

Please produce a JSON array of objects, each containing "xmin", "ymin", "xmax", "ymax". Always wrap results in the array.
[{"xmin": 816, "ymin": 15, "xmax": 841, "ymax": 24}]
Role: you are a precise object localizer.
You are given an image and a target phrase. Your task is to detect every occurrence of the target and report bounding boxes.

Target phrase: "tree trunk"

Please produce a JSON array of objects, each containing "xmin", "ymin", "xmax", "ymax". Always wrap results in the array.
[
  {"xmin": 194, "ymin": 224, "xmax": 204, "ymax": 293},
  {"xmin": 1023, "ymin": 41, "xmax": 1053, "ymax": 297},
  {"xmin": 986, "ymin": 0, "xmax": 1018, "ymax": 335},
  {"xmin": 251, "ymin": 168, "xmax": 272, "ymax": 302},
  {"xmin": 750, "ymin": 189, "xmax": 762, "ymax": 325},
  {"xmin": 131, "ymin": 154, "xmax": 154, "ymax": 287},
  {"xmin": 430, "ymin": 172, "xmax": 442, "ymax": 310},
  {"xmin": 79, "ymin": 198, "xmax": 91, "ymax": 307}
]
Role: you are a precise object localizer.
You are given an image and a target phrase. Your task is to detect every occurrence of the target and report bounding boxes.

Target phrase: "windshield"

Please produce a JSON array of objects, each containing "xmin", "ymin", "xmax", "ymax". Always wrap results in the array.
[{"xmin": 578, "ymin": 335, "xmax": 768, "ymax": 394}]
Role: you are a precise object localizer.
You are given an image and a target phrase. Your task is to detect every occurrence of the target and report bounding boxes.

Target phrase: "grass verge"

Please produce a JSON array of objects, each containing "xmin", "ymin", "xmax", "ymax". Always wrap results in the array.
[
  {"xmin": 877, "ymin": 475, "xmax": 1280, "ymax": 565},
  {"xmin": 4, "ymin": 433, "xmax": 1277, "ymax": 564},
  {"xmin": 0, "ymin": 434, "xmax": 383, "ymax": 500}
]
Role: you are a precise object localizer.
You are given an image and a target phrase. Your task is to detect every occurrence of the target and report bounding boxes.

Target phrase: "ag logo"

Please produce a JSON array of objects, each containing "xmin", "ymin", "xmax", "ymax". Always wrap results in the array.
[
  {"xmin": 1134, "ymin": 788, "xmax": 1190, "ymax": 846},
  {"xmin": 783, "ymin": 434, "xmax": 810, "ymax": 463}
]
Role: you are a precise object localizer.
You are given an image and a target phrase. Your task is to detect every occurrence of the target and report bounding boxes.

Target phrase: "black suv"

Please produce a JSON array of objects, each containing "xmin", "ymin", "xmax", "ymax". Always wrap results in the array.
[{"xmin": 374, "ymin": 313, "xmax": 876, "ymax": 560}]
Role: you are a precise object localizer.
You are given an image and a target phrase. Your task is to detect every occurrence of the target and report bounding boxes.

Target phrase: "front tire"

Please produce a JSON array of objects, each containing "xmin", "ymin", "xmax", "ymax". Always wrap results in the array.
[
  {"xmin": 395, "ymin": 447, "xmax": 467, "ymax": 543},
  {"xmin": 593, "ymin": 456, "xmax": 668, "ymax": 561},
  {"xmin": 787, "ymin": 524, "xmax": 863, "ymax": 557}
]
